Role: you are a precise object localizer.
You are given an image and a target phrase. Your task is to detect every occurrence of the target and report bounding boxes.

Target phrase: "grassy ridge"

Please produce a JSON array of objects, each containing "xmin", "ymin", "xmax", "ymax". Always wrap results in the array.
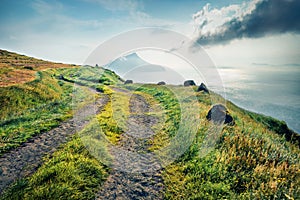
[
  {"xmin": 128, "ymin": 84, "xmax": 183, "ymax": 151},
  {"xmin": 0, "ymin": 86, "xmax": 126, "ymax": 200},
  {"xmin": 0, "ymin": 67, "xmax": 124, "ymax": 199},
  {"xmin": 1, "ymin": 50, "xmax": 299, "ymax": 199},
  {"xmin": 131, "ymin": 84, "xmax": 300, "ymax": 199},
  {"xmin": 0, "ymin": 65, "xmax": 123, "ymax": 155},
  {"xmin": 95, "ymin": 86, "xmax": 129, "ymax": 144},
  {"xmin": 0, "ymin": 49, "xmax": 76, "ymax": 87},
  {"xmin": 0, "ymin": 69, "xmax": 79, "ymax": 155},
  {"xmin": 59, "ymin": 67, "xmax": 123, "ymax": 89},
  {"xmin": 1, "ymin": 81, "xmax": 299, "ymax": 199}
]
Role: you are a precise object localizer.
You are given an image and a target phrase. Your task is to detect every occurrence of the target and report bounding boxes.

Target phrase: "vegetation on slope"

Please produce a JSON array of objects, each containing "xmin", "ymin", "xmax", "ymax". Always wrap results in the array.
[
  {"xmin": 0, "ymin": 135, "xmax": 108, "ymax": 200},
  {"xmin": 0, "ymin": 50, "xmax": 299, "ymax": 199},
  {"xmin": 59, "ymin": 66, "xmax": 123, "ymax": 89},
  {"xmin": 163, "ymin": 129, "xmax": 299, "ymax": 199},
  {"xmin": 130, "ymin": 84, "xmax": 300, "ymax": 199},
  {"xmin": 0, "ymin": 69, "xmax": 79, "ymax": 155},
  {"xmin": 0, "ymin": 51, "xmax": 124, "ymax": 199},
  {"xmin": 0, "ymin": 50, "xmax": 123, "ymax": 155},
  {"xmin": 0, "ymin": 49, "xmax": 76, "ymax": 87},
  {"xmin": 0, "ymin": 86, "xmax": 126, "ymax": 200},
  {"xmin": 245, "ymin": 110, "xmax": 300, "ymax": 145}
]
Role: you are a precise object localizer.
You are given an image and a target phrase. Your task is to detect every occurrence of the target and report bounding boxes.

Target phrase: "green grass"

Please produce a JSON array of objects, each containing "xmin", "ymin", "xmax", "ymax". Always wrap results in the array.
[
  {"xmin": 1, "ymin": 50, "xmax": 299, "ymax": 199},
  {"xmin": 123, "ymin": 84, "xmax": 300, "ymax": 199},
  {"xmin": 245, "ymin": 110, "xmax": 300, "ymax": 145},
  {"xmin": 95, "ymin": 86, "xmax": 129, "ymax": 144},
  {"xmin": 152, "ymin": 86, "xmax": 300, "ymax": 199},
  {"xmin": 1, "ymin": 80, "xmax": 299, "ymax": 199},
  {"xmin": 0, "ymin": 69, "xmax": 77, "ymax": 155},
  {"xmin": 131, "ymin": 85, "xmax": 182, "ymax": 150},
  {"xmin": 0, "ymin": 135, "xmax": 108, "ymax": 200},
  {"xmin": 0, "ymin": 66, "xmax": 123, "ymax": 199},
  {"xmin": 2, "ymin": 82, "xmax": 300, "ymax": 199},
  {"xmin": 60, "ymin": 66, "xmax": 123, "ymax": 89},
  {"xmin": 0, "ymin": 66, "xmax": 122, "ymax": 155},
  {"xmin": 0, "ymin": 86, "xmax": 131, "ymax": 200}
]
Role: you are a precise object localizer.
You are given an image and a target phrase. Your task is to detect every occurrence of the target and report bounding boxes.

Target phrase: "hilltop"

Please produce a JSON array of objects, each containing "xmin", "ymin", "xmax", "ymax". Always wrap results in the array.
[
  {"xmin": 0, "ymin": 49, "xmax": 78, "ymax": 87},
  {"xmin": 0, "ymin": 50, "xmax": 299, "ymax": 199}
]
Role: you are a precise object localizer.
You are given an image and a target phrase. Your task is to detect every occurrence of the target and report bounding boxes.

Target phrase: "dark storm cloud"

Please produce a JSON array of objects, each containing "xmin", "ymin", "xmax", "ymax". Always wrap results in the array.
[{"xmin": 195, "ymin": 0, "xmax": 300, "ymax": 45}]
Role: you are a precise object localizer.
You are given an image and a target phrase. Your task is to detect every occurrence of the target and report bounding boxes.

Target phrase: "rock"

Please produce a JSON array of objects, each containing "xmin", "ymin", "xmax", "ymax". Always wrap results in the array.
[
  {"xmin": 24, "ymin": 66, "xmax": 33, "ymax": 70},
  {"xmin": 225, "ymin": 114, "xmax": 234, "ymax": 124},
  {"xmin": 96, "ymin": 87, "xmax": 104, "ymax": 93},
  {"xmin": 124, "ymin": 80, "xmax": 133, "ymax": 84},
  {"xmin": 184, "ymin": 80, "xmax": 196, "ymax": 86},
  {"xmin": 197, "ymin": 83, "xmax": 209, "ymax": 93},
  {"xmin": 206, "ymin": 104, "xmax": 234, "ymax": 125},
  {"xmin": 58, "ymin": 74, "xmax": 64, "ymax": 80},
  {"xmin": 157, "ymin": 81, "xmax": 166, "ymax": 85}
]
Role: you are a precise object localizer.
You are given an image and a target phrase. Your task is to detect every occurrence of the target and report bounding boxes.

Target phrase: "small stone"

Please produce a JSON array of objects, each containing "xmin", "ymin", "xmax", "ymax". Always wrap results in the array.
[
  {"xmin": 157, "ymin": 81, "xmax": 166, "ymax": 85},
  {"xmin": 184, "ymin": 80, "xmax": 196, "ymax": 86},
  {"xmin": 197, "ymin": 83, "xmax": 209, "ymax": 93},
  {"xmin": 206, "ymin": 104, "xmax": 235, "ymax": 125},
  {"xmin": 124, "ymin": 80, "xmax": 133, "ymax": 84}
]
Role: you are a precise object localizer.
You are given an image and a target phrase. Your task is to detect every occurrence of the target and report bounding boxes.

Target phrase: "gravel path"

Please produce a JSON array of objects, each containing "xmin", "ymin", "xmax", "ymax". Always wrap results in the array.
[
  {"xmin": 95, "ymin": 93, "xmax": 164, "ymax": 200},
  {"xmin": 0, "ymin": 89, "xmax": 109, "ymax": 193}
]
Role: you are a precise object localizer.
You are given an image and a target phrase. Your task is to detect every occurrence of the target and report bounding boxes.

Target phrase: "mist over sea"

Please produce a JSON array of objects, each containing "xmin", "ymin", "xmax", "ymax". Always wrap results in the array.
[
  {"xmin": 109, "ymin": 53, "xmax": 300, "ymax": 133},
  {"xmin": 217, "ymin": 65, "xmax": 300, "ymax": 133}
]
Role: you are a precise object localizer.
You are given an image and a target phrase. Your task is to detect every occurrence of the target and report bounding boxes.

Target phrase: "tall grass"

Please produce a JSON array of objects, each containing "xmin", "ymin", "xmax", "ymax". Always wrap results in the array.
[
  {"xmin": 0, "ymin": 69, "xmax": 79, "ymax": 154},
  {"xmin": 1, "ymin": 65, "xmax": 299, "ymax": 199},
  {"xmin": 124, "ymin": 84, "xmax": 300, "ymax": 199},
  {"xmin": 0, "ymin": 66, "xmax": 122, "ymax": 155},
  {"xmin": 0, "ymin": 136, "xmax": 108, "ymax": 200},
  {"xmin": 159, "ymin": 86, "xmax": 300, "ymax": 199},
  {"xmin": 60, "ymin": 66, "xmax": 123, "ymax": 89},
  {"xmin": 0, "ymin": 68, "xmax": 124, "ymax": 199}
]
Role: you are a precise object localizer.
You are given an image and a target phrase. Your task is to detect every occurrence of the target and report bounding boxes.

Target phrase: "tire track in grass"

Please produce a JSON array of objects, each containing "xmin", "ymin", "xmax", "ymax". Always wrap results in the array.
[
  {"xmin": 95, "ymin": 92, "xmax": 164, "ymax": 200},
  {"xmin": 0, "ymin": 86, "xmax": 109, "ymax": 194}
]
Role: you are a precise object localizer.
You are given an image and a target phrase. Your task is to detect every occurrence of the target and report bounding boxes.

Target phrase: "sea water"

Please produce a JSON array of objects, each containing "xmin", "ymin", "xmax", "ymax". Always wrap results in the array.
[{"xmin": 216, "ymin": 65, "xmax": 300, "ymax": 133}]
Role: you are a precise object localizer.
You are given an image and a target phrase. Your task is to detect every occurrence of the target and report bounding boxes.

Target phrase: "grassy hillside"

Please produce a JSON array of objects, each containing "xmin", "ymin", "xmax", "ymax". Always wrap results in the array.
[
  {"xmin": 0, "ymin": 50, "xmax": 299, "ymax": 199},
  {"xmin": 0, "ymin": 50, "xmax": 122, "ymax": 155},
  {"xmin": 120, "ymin": 84, "xmax": 299, "ymax": 199},
  {"xmin": 0, "ymin": 49, "xmax": 77, "ymax": 87}
]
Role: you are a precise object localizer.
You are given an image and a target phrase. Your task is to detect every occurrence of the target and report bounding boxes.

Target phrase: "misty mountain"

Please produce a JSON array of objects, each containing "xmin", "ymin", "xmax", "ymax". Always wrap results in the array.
[{"xmin": 106, "ymin": 53, "xmax": 184, "ymax": 84}]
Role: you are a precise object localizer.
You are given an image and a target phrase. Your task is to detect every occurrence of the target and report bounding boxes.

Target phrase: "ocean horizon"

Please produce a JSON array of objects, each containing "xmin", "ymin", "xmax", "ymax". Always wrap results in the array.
[
  {"xmin": 109, "ymin": 53, "xmax": 300, "ymax": 134},
  {"xmin": 217, "ymin": 65, "xmax": 300, "ymax": 134}
]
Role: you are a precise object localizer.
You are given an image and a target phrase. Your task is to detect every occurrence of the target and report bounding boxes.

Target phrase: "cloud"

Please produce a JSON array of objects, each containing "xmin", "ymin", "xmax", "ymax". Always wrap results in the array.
[{"xmin": 193, "ymin": 0, "xmax": 300, "ymax": 45}]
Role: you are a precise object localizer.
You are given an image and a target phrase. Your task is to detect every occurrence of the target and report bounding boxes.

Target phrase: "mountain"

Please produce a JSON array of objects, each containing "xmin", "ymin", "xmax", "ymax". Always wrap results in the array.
[
  {"xmin": 106, "ymin": 53, "xmax": 184, "ymax": 84},
  {"xmin": 107, "ymin": 53, "xmax": 148, "ymax": 74}
]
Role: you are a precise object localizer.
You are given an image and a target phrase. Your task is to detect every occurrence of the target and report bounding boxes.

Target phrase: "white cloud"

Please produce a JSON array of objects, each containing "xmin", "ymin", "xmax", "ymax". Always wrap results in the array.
[
  {"xmin": 205, "ymin": 33, "xmax": 300, "ymax": 67},
  {"xmin": 192, "ymin": 0, "xmax": 300, "ymax": 45},
  {"xmin": 192, "ymin": 1, "xmax": 260, "ymax": 39}
]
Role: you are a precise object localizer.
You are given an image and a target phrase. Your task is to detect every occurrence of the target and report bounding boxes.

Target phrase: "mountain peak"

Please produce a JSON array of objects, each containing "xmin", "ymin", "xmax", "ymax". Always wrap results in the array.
[{"xmin": 106, "ymin": 52, "xmax": 149, "ymax": 75}]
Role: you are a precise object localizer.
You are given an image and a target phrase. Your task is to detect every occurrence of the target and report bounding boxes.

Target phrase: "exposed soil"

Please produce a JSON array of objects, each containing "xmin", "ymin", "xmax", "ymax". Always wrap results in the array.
[
  {"xmin": 0, "ymin": 91, "xmax": 109, "ymax": 193},
  {"xmin": 95, "ymin": 93, "xmax": 164, "ymax": 200}
]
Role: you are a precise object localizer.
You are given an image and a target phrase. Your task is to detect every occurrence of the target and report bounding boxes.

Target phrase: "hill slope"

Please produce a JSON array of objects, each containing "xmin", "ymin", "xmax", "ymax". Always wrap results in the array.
[
  {"xmin": 0, "ymin": 50, "xmax": 299, "ymax": 199},
  {"xmin": 0, "ymin": 49, "xmax": 122, "ymax": 154}
]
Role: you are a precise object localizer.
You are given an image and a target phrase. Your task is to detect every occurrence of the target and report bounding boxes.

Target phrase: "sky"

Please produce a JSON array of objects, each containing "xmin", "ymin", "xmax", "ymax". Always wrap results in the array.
[{"xmin": 1, "ymin": 0, "xmax": 299, "ymax": 67}]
